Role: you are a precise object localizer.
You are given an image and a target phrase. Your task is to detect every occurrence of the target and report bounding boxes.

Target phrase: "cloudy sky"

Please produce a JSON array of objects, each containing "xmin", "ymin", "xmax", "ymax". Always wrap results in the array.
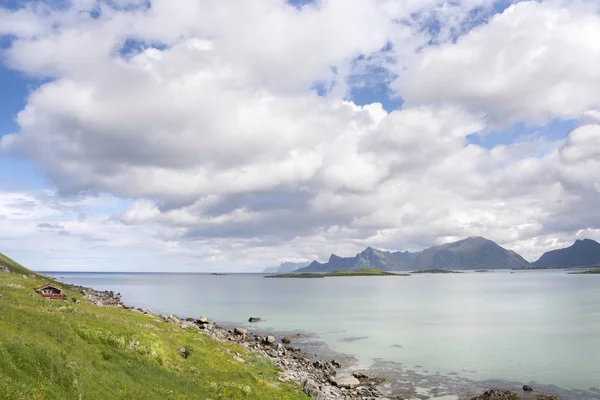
[{"xmin": 0, "ymin": 0, "xmax": 599, "ymax": 272}]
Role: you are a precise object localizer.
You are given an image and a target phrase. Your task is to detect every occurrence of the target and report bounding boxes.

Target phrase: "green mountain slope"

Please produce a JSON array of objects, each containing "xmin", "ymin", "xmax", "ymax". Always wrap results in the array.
[
  {"xmin": 0, "ymin": 258, "xmax": 306, "ymax": 400},
  {"xmin": 0, "ymin": 252, "xmax": 36, "ymax": 275}
]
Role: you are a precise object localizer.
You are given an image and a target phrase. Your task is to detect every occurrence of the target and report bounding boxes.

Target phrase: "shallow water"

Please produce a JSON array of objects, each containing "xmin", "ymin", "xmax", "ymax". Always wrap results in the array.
[{"xmin": 55, "ymin": 270, "xmax": 600, "ymax": 398}]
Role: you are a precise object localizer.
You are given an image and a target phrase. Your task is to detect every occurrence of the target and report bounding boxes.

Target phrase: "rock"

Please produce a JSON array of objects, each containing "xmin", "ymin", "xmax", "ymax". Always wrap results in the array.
[
  {"xmin": 234, "ymin": 327, "xmax": 248, "ymax": 336},
  {"xmin": 275, "ymin": 343, "xmax": 283, "ymax": 351},
  {"xmin": 522, "ymin": 385, "xmax": 534, "ymax": 392},
  {"xmin": 331, "ymin": 375, "xmax": 360, "ymax": 389},
  {"xmin": 233, "ymin": 356, "xmax": 245, "ymax": 363},
  {"xmin": 197, "ymin": 316, "xmax": 209, "ymax": 324},
  {"xmin": 177, "ymin": 347, "xmax": 189, "ymax": 359},
  {"xmin": 266, "ymin": 349, "xmax": 279, "ymax": 358},
  {"xmin": 470, "ymin": 389, "xmax": 521, "ymax": 400},
  {"xmin": 248, "ymin": 316, "xmax": 261, "ymax": 322},
  {"xmin": 0, "ymin": 294, "xmax": 4, "ymax": 298},
  {"xmin": 352, "ymin": 372, "xmax": 369, "ymax": 379},
  {"xmin": 264, "ymin": 335, "xmax": 276, "ymax": 345},
  {"xmin": 303, "ymin": 379, "xmax": 330, "ymax": 400},
  {"xmin": 282, "ymin": 336, "xmax": 291, "ymax": 344}
]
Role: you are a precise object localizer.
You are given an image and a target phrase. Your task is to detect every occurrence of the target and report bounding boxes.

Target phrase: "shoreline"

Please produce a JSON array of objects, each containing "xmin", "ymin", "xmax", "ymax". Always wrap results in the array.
[
  {"xmin": 69, "ymin": 281, "xmax": 578, "ymax": 400},
  {"xmin": 76, "ymin": 284, "xmax": 383, "ymax": 399}
]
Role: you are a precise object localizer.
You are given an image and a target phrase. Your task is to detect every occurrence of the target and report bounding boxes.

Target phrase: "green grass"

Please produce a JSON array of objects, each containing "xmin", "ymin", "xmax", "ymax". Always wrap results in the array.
[
  {"xmin": 266, "ymin": 268, "xmax": 409, "ymax": 278},
  {"xmin": 0, "ymin": 252, "xmax": 38, "ymax": 275},
  {"xmin": 0, "ymin": 258, "xmax": 308, "ymax": 400},
  {"xmin": 411, "ymin": 269, "xmax": 462, "ymax": 274}
]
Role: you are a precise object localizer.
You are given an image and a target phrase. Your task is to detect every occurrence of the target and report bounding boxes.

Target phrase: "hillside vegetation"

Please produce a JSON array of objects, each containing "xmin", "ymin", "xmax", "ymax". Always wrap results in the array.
[
  {"xmin": 0, "ymin": 254, "xmax": 307, "ymax": 400},
  {"xmin": 0, "ymin": 251, "xmax": 37, "ymax": 275}
]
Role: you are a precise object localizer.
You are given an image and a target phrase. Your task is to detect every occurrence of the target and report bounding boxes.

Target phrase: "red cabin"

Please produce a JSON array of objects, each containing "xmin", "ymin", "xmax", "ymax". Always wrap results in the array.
[{"xmin": 35, "ymin": 284, "xmax": 66, "ymax": 299}]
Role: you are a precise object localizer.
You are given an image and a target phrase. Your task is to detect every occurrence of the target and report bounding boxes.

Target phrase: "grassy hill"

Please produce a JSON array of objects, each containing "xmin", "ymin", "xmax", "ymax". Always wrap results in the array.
[
  {"xmin": 0, "ymin": 253, "xmax": 307, "ymax": 400},
  {"xmin": 0, "ymin": 251, "xmax": 37, "ymax": 275}
]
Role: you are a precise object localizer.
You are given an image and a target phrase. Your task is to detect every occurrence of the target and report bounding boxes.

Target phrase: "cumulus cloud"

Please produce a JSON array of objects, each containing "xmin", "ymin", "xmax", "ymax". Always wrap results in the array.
[
  {"xmin": 0, "ymin": 0, "xmax": 599, "ymax": 270},
  {"xmin": 396, "ymin": 1, "xmax": 600, "ymax": 125}
]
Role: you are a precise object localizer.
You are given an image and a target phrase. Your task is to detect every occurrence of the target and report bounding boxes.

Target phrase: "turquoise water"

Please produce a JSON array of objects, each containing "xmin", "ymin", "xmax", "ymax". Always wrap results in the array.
[{"xmin": 56, "ymin": 270, "xmax": 600, "ymax": 396}]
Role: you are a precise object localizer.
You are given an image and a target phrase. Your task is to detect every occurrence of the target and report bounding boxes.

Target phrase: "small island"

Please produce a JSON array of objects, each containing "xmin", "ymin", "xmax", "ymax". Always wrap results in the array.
[
  {"xmin": 411, "ymin": 269, "xmax": 462, "ymax": 274},
  {"xmin": 568, "ymin": 269, "xmax": 600, "ymax": 274},
  {"xmin": 265, "ymin": 268, "xmax": 409, "ymax": 278}
]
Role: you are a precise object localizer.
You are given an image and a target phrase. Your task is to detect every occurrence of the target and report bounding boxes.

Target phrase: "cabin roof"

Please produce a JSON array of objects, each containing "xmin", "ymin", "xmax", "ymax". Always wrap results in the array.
[{"xmin": 36, "ymin": 284, "xmax": 62, "ymax": 291}]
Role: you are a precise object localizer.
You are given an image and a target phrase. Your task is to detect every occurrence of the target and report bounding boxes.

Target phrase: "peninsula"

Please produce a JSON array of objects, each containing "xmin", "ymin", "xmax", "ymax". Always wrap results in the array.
[{"xmin": 265, "ymin": 268, "xmax": 409, "ymax": 278}]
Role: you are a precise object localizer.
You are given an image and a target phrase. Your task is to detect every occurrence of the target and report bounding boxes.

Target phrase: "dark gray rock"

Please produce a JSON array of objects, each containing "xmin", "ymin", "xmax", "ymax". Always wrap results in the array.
[
  {"xmin": 523, "ymin": 385, "xmax": 534, "ymax": 391},
  {"xmin": 248, "ymin": 316, "xmax": 261, "ymax": 322},
  {"xmin": 234, "ymin": 327, "xmax": 248, "ymax": 336},
  {"xmin": 303, "ymin": 378, "xmax": 330, "ymax": 400},
  {"xmin": 282, "ymin": 336, "xmax": 291, "ymax": 344}
]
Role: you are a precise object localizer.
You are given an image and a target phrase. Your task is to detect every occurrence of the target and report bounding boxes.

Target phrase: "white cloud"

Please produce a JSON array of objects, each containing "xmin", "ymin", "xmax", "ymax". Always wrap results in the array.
[
  {"xmin": 1, "ymin": 0, "xmax": 600, "ymax": 270},
  {"xmin": 396, "ymin": 1, "xmax": 600, "ymax": 125}
]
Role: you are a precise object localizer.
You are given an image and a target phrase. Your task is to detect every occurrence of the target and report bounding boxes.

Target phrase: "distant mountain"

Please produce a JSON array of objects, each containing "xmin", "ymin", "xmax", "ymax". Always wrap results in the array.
[
  {"xmin": 263, "ymin": 261, "xmax": 310, "ymax": 274},
  {"xmin": 533, "ymin": 239, "xmax": 600, "ymax": 268},
  {"xmin": 296, "ymin": 237, "xmax": 530, "ymax": 272}
]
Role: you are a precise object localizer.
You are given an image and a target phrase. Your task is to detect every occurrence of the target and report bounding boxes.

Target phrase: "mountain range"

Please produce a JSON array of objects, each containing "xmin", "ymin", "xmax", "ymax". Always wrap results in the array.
[
  {"xmin": 263, "ymin": 261, "xmax": 310, "ymax": 274},
  {"xmin": 273, "ymin": 237, "xmax": 600, "ymax": 273},
  {"xmin": 532, "ymin": 239, "xmax": 600, "ymax": 268}
]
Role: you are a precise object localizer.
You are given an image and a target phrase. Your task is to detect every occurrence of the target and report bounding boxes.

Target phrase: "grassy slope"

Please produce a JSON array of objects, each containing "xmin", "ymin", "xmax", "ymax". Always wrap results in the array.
[
  {"xmin": 266, "ymin": 268, "xmax": 409, "ymax": 278},
  {"xmin": 0, "ymin": 270, "xmax": 307, "ymax": 400},
  {"xmin": 0, "ymin": 252, "xmax": 37, "ymax": 275}
]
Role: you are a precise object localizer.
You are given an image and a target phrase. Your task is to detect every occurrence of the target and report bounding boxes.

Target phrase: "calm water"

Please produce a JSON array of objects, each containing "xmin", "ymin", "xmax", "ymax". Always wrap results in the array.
[{"xmin": 55, "ymin": 270, "xmax": 600, "ymax": 397}]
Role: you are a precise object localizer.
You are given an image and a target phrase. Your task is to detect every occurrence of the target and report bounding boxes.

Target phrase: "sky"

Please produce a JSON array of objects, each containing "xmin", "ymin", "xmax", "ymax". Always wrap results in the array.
[{"xmin": 0, "ymin": 0, "xmax": 599, "ymax": 272}]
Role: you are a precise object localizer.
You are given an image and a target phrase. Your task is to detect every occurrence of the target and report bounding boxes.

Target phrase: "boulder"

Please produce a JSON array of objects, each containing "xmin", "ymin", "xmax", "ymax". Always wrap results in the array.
[
  {"xmin": 331, "ymin": 375, "xmax": 360, "ymax": 389},
  {"xmin": 197, "ymin": 316, "xmax": 209, "ymax": 324},
  {"xmin": 234, "ymin": 327, "xmax": 248, "ymax": 336},
  {"xmin": 264, "ymin": 335, "xmax": 276, "ymax": 345},
  {"xmin": 303, "ymin": 379, "xmax": 330, "ymax": 400},
  {"xmin": 523, "ymin": 385, "xmax": 534, "ymax": 392},
  {"xmin": 248, "ymin": 316, "xmax": 261, "ymax": 322},
  {"xmin": 177, "ymin": 347, "xmax": 189, "ymax": 359},
  {"xmin": 282, "ymin": 336, "xmax": 291, "ymax": 344}
]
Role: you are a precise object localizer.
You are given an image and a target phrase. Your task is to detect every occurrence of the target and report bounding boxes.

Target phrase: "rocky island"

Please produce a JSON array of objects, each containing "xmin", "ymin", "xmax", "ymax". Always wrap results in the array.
[
  {"xmin": 265, "ymin": 268, "xmax": 409, "ymax": 278},
  {"xmin": 411, "ymin": 269, "xmax": 462, "ymax": 274}
]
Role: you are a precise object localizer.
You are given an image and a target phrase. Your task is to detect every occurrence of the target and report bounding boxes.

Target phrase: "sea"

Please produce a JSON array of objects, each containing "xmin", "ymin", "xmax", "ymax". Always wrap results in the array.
[{"xmin": 53, "ymin": 269, "xmax": 600, "ymax": 399}]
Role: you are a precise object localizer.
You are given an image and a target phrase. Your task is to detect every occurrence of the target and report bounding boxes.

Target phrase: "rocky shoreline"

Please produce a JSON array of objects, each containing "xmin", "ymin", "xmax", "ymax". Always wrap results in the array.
[{"xmin": 77, "ymin": 286, "xmax": 559, "ymax": 400}]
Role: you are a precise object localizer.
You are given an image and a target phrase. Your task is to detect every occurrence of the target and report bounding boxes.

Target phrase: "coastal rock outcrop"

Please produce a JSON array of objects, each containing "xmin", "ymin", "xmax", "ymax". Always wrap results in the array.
[
  {"xmin": 470, "ymin": 389, "xmax": 520, "ymax": 400},
  {"xmin": 80, "ymin": 288, "xmax": 123, "ymax": 307},
  {"xmin": 234, "ymin": 327, "xmax": 248, "ymax": 336}
]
